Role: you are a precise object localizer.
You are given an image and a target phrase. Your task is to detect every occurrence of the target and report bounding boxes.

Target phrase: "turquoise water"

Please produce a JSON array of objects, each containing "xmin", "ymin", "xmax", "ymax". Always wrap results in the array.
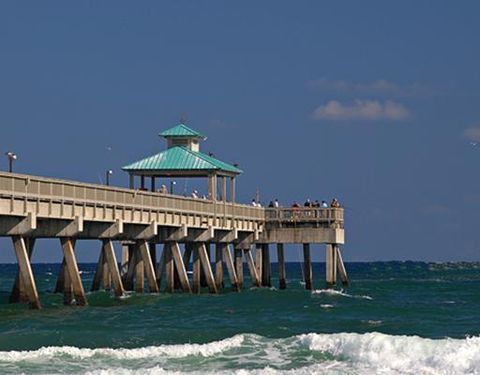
[{"xmin": 0, "ymin": 261, "xmax": 479, "ymax": 374}]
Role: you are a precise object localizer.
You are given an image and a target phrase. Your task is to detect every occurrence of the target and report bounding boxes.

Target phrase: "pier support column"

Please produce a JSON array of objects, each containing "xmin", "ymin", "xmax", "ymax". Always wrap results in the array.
[
  {"xmin": 149, "ymin": 243, "xmax": 157, "ymax": 266},
  {"xmin": 171, "ymin": 242, "xmax": 192, "ymax": 293},
  {"xmin": 164, "ymin": 243, "xmax": 174, "ymax": 293},
  {"xmin": 303, "ymin": 243, "xmax": 313, "ymax": 290},
  {"xmin": 277, "ymin": 243, "xmax": 287, "ymax": 290},
  {"xmin": 156, "ymin": 244, "xmax": 167, "ymax": 289},
  {"xmin": 326, "ymin": 244, "xmax": 337, "ymax": 288},
  {"xmin": 199, "ymin": 244, "xmax": 210, "ymax": 288},
  {"xmin": 124, "ymin": 244, "xmax": 138, "ymax": 291},
  {"xmin": 54, "ymin": 259, "xmax": 66, "ymax": 294},
  {"xmin": 223, "ymin": 244, "xmax": 239, "ymax": 291},
  {"xmin": 138, "ymin": 240, "xmax": 160, "ymax": 293},
  {"xmin": 215, "ymin": 243, "xmax": 225, "ymax": 290},
  {"xmin": 60, "ymin": 238, "xmax": 87, "ymax": 306},
  {"xmin": 199, "ymin": 243, "xmax": 218, "ymax": 294},
  {"xmin": 335, "ymin": 245, "xmax": 349, "ymax": 287},
  {"xmin": 102, "ymin": 240, "xmax": 125, "ymax": 297},
  {"xmin": 183, "ymin": 243, "xmax": 193, "ymax": 269},
  {"xmin": 234, "ymin": 248, "xmax": 244, "ymax": 289},
  {"xmin": 134, "ymin": 244, "xmax": 145, "ymax": 293},
  {"xmin": 11, "ymin": 236, "xmax": 41, "ymax": 309},
  {"xmin": 244, "ymin": 247, "xmax": 260, "ymax": 287},
  {"xmin": 10, "ymin": 238, "xmax": 35, "ymax": 304},
  {"xmin": 91, "ymin": 247, "xmax": 105, "ymax": 292},
  {"xmin": 192, "ymin": 244, "xmax": 201, "ymax": 294},
  {"xmin": 255, "ymin": 244, "xmax": 262, "ymax": 284},
  {"xmin": 102, "ymin": 255, "xmax": 111, "ymax": 291},
  {"xmin": 121, "ymin": 244, "xmax": 129, "ymax": 279},
  {"xmin": 261, "ymin": 244, "xmax": 271, "ymax": 287},
  {"xmin": 54, "ymin": 237, "xmax": 75, "ymax": 293}
]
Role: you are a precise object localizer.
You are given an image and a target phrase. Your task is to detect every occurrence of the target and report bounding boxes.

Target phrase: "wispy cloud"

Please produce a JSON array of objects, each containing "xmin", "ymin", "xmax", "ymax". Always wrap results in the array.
[
  {"xmin": 463, "ymin": 127, "xmax": 480, "ymax": 143},
  {"xmin": 312, "ymin": 99, "xmax": 410, "ymax": 121},
  {"xmin": 307, "ymin": 79, "xmax": 438, "ymax": 97}
]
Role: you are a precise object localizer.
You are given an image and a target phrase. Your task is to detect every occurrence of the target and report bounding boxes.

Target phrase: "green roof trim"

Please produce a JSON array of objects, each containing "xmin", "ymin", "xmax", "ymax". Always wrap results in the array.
[
  {"xmin": 159, "ymin": 124, "xmax": 206, "ymax": 139},
  {"xmin": 122, "ymin": 146, "xmax": 242, "ymax": 174}
]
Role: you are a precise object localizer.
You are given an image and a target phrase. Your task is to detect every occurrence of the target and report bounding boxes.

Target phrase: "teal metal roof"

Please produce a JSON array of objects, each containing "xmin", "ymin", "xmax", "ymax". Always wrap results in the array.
[
  {"xmin": 159, "ymin": 124, "xmax": 206, "ymax": 139},
  {"xmin": 122, "ymin": 146, "xmax": 242, "ymax": 174}
]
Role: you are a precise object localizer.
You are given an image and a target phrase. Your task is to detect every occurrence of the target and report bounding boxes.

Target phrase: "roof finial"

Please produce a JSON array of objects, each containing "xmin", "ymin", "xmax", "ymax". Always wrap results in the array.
[{"xmin": 179, "ymin": 113, "xmax": 189, "ymax": 124}]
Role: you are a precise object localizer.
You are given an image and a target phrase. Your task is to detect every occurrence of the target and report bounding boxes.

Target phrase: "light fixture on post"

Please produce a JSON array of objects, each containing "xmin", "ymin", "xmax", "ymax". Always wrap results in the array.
[
  {"xmin": 170, "ymin": 180, "xmax": 176, "ymax": 194},
  {"xmin": 106, "ymin": 170, "xmax": 113, "ymax": 186},
  {"xmin": 5, "ymin": 151, "xmax": 17, "ymax": 173}
]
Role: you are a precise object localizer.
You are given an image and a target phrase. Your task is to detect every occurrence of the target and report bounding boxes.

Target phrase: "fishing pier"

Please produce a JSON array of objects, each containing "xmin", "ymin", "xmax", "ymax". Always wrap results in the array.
[{"xmin": 0, "ymin": 124, "xmax": 347, "ymax": 309}]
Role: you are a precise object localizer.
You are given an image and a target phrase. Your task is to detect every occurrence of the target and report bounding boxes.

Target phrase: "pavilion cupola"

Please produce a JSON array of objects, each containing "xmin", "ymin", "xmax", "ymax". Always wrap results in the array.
[{"xmin": 159, "ymin": 124, "xmax": 207, "ymax": 152}]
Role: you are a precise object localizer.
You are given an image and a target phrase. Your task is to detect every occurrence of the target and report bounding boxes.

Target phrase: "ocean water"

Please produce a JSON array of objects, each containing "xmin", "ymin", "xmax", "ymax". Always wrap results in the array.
[{"xmin": 0, "ymin": 261, "xmax": 479, "ymax": 374}]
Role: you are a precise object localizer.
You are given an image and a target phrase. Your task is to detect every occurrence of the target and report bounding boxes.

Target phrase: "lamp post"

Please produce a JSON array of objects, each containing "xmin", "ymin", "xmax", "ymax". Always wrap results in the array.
[
  {"xmin": 170, "ymin": 180, "xmax": 176, "ymax": 194},
  {"xmin": 5, "ymin": 152, "xmax": 17, "ymax": 173},
  {"xmin": 106, "ymin": 170, "xmax": 113, "ymax": 186}
]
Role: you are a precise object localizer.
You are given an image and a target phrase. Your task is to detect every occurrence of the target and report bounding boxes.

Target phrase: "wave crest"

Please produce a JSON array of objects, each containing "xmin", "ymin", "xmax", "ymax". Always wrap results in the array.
[
  {"xmin": 0, "ymin": 335, "xmax": 245, "ymax": 362},
  {"xmin": 299, "ymin": 332, "xmax": 480, "ymax": 374}
]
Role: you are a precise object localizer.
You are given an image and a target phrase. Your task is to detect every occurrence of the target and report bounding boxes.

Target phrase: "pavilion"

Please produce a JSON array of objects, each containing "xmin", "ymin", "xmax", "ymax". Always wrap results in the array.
[{"xmin": 122, "ymin": 124, "xmax": 242, "ymax": 202}]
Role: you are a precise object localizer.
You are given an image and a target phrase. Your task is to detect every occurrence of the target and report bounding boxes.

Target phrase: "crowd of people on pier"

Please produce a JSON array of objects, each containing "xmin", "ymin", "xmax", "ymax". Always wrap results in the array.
[
  {"xmin": 143, "ymin": 182, "xmax": 342, "ymax": 209},
  {"xmin": 251, "ymin": 197, "xmax": 341, "ymax": 209}
]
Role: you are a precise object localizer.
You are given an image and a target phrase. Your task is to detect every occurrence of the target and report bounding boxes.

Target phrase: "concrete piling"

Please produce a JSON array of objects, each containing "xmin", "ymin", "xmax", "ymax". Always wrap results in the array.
[
  {"xmin": 303, "ymin": 243, "xmax": 313, "ymax": 290},
  {"xmin": 277, "ymin": 243, "xmax": 286, "ymax": 290}
]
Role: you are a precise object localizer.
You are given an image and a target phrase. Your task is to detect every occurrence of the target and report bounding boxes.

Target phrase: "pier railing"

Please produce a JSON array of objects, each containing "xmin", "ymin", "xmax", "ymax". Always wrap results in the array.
[
  {"xmin": 0, "ymin": 172, "xmax": 264, "ymax": 232},
  {"xmin": 264, "ymin": 207, "xmax": 344, "ymax": 228}
]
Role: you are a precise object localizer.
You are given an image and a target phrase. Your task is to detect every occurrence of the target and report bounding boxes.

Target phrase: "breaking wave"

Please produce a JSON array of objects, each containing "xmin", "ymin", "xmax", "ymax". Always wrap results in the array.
[{"xmin": 1, "ymin": 332, "xmax": 479, "ymax": 374}]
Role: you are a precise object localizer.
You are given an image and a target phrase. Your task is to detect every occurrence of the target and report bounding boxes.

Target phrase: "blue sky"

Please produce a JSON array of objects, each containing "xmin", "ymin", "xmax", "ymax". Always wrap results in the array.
[{"xmin": 1, "ymin": 1, "xmax": 480, "ymax": 262}]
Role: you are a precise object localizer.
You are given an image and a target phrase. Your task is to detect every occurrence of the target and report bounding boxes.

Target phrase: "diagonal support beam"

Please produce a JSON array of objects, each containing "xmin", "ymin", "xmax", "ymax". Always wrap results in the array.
[
  {"xmin": 138, "ymin": 240, "xmax": 160, "ymax": 293},
  {"xmin": 223, "ymin": 244, "xmax": 239, "ymax": 292},
  {"xmin": 60, "ymin": 238, "xmax": 87, "ymax": 306},
  {"xmin": 102, "ymin": 240, "xmax": 125, "ymax": 297},
  {"xmin": 244, "ymin": 247, "xmax": 260, "ymax": 287},
  {"xmin": 335, "ymin": 245, "xmax": 349, "ymax": 287},
  {"xmin": 198, "ymin": 243, "xmax": 218, "ymax": 294},
  {"xmin": 11, "ymin": 236, "xmax": 41, "ymax": 309},
  {"xmin": 10, "ymin": 238, "xmax": 35, "ymax": 303},
  {"xmin": 171, "ymin": 242, "xmax": 192, "ymax": 293},
  {"xmin": 54, "ymin": 239, "xmax": 76, "ymax": 294}
]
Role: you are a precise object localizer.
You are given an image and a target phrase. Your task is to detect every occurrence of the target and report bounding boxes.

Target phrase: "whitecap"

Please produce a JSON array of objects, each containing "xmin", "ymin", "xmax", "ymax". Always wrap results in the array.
[
  {"xmin": 298, "ymin": 332, "xmax": 480, "ymax": 374},
  {"xmin": 0, "ymin": 335, "xmax": 245, "ymax": 362},
  {"xmin": 312, "ymin": 289, "xmax": 373, "ymax": 300},
  {"xmin": 320, "ymin": 304, "xmax": 334, "ymax": 309}
]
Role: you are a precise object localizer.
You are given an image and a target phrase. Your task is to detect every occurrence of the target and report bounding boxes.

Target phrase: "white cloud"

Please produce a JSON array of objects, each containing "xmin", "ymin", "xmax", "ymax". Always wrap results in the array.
[
  {"xmin": 307, "ymin": 79, "xmax": 438, "ymax": 97},
  {"xmin": 463, "ymin": 127, "xmax": 480, "ymax": 143},
  {"xmin": 312, "ymin": 99, "xmax": 410, "ymax": 121}
]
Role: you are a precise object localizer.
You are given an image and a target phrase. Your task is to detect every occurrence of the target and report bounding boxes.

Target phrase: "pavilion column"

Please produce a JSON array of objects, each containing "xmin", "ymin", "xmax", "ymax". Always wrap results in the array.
[
  {"xmin": 129, "ymin": 174, "xmax": 134, "ymax": 189},
  {"xmin": 151, "ymin": 177, "xmax": 156, "ymax": 192},
  {"xmin": 140, "ymin": 176, "xmax": 145, "ymax": 190},
  {"xmin": 230, "ymin": 177, "xmax": 236, "ymax": 203},
  {"xmin": 222, "ymin": 176, "xmax": 227, "ymax": 202},
  {"xmin": 208, "ymin": 173, "xmax": 217, "ymax": 201}
]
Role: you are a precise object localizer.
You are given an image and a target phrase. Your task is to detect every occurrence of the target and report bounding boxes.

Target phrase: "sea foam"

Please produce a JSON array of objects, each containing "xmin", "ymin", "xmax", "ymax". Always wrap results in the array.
[
  {"xmin": 1, "ymin": 332, "xmax": 480, "ymax": 375},
  {"xmin": 299, "ymin": 332, "xmax": 480, "ymax": 374},
  {"xmin": 0, "ymin": 335, "xmax": 245, "ymax": 362}
]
